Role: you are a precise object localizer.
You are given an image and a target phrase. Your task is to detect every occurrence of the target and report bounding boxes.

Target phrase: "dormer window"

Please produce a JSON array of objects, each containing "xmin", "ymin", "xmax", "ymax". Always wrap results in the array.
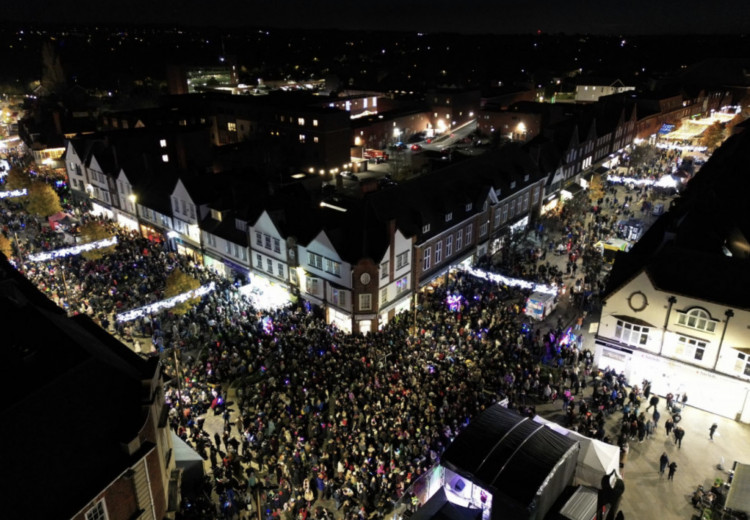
[
  {"xmin": 677, "ymin": 308, "xmax": 718, "ymax": 333},
  {"xmin": 422, "ymin": 224, "xmax": 431, "ymax": 234},
  {"xmin": 524, "ymin": 174, "xmax": 529, "ymax": 182},
  {"xmin": 445, "ymin": 213, "xmax": 452, "ymax": 222},
  {"xmin": 465, "ymin": 203, "xmax": 472, "ymax": 211},
  {"xmin": 210, "ymin": 209, "xmax": 222, "ymax": 221},
  {"xmin": 510, "ymin": 181, "xmax": 516, "ymax": 189}
]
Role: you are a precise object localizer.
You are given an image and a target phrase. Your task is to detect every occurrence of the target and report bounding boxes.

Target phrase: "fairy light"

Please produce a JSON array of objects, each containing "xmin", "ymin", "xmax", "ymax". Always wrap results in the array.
[
  {"xmin": 27, "ymin": 236, "xmax": 118, "ymax": 262},
  {"xmin": 115, "ymin": 282, "xmax": 216, "ymax": 322}
]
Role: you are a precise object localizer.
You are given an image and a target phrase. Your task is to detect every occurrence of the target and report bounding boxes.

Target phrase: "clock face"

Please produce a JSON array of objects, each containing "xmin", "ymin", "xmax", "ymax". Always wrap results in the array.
[
  {"xmin": 360, "ymin": 273, "xmax": 371, "ymax": 285},
  {"xmin": 628, "ymin": 291, "xmax": 648, "ymax": 312}
]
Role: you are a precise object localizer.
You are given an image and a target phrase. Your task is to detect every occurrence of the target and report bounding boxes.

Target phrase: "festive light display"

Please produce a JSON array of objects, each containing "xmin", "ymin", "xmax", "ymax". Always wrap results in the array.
[
  {"xmin": 446, "ymin": 294, "xmax": 463, "ymax": 312},
  {"xmin": 606, "ymin": 174, "xmax": 655, "ymax": 186},
  {"xmin": 0, "ymin": 188, "xmax": 27, "ymax": 199},
  {"xmin": 27, "ymin": 236, "xmax": 118, "ymax": 262},
  {"xmin": 115, "ymin": 281, "xmax": 216, "ymax": 322},
  {"xmin": 460, "ymin": 265, "xmax": 558, "ymax": 296}
]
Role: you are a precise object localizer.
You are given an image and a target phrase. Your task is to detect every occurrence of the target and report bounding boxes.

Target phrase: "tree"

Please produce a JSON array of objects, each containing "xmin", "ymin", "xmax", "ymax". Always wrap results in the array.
[
  {"xmin": 588, "ymin": 173, "xmax": 606, "ymax": 205},
  {"xmin": 5, "ymin": 167, "xmax": 32, "ymax": 191},
  {"xmin": 164, "ymin": 268, "xmax": 201, "ymax": 315},
  {"xmin": 701, "ymin": 121, "xmax": 725, "ymax": 151},
  {"xmin": 0, "ymin": 234, "xmax": 12, "ymax": 259},
  {"xmin": 26, "ymin": 181, "xmax": 62, "ymax": 217},
  {"xmin": 628, "ymin": 143, "xmax": 657, "ymax": 172},
  {"xmin": 79, "ymin": 220, "xmax": 116, "ymax": 261}
]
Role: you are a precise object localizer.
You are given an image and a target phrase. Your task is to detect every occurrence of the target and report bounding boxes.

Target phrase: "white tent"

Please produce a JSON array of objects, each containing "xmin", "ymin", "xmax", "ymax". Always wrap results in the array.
[{"xmin": 533, "ymin": 416, "xmax": 621, "ymax": 489}]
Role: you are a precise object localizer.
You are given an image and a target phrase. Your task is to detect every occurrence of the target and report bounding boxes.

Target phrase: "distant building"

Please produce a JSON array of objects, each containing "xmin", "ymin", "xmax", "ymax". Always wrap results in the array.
[{"xmin": 575, "ymin": 79, "xmax": 635, "ymax": 103}]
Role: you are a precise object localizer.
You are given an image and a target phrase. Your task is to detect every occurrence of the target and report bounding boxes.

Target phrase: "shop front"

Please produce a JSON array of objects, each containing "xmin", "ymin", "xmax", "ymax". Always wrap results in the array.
[
  {"xmin": 355, "ymin": 314, "xmax": 375, "ymax": 335},
  {"xmin": 329, "ymin": 307, "xmax": 353, "ymax": 333},
  {"xmin": 174, "ymin": 237, "xmax": 203, "ymax": 264},
  {"xmin": 594, "ymin": 338, "xmax": 633, "ymax": 378},
  {"xmin": 139, "ymin": 223, "xmax": 165, "ymax": 244},
  {"xmin": 595, "ymin": 339, "xmax": 750, "ymax": 422},
  {"xmin": 115, "ymin": 210, "xmax": 138, "ymax": 232},
  {"xmin": 90, "ymin": 202, "xmax": 115, "ymax": 220},
  {"xmin": 378, "ymin": 293, "xmax": 412, "ymax": 329},
  {"xmin": 628, "ymin": 351, "xmax": 750, "ymax": 422},
  {"xmin": 541, "ymin": 193, "xmax": 560, "ymax": 215},
  {"xmin": 223, "ymin": 258, "xmax": 250, "ymax": 284}
]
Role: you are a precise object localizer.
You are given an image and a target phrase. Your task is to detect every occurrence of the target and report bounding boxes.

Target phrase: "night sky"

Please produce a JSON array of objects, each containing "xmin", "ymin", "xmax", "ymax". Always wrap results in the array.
[{"xmin": 6, "ymin": 0, "xmax": 750, "ymax": 34}]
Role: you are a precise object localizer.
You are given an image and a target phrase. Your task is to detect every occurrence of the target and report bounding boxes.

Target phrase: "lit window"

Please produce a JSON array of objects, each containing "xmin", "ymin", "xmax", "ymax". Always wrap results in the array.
[
  {"xmin": 676, "ymin": 336, "xmax": 707, "ymax": 361},
  {"xmin": 298, "ymin": 117, "xmax": 305, "ymax": 126},
  {"xmin": 313, "ymin": 136, "xmax": 319, "ymax": 143},
  {"xmin": 423, "ymin": 247, "xmax": 432, "ymax": 271},
  {"xmin": 227, "ymin": 122, "xmax": 237, "ymax": 132},
  {"xmin": 159, "ymin": 139, "xmax": 167, "ymax": 148},
  {"xmin": 735, "ymin": 353, "xmax": 750, "ymax": 377},
  {"xmin": 677, "ymin": 308, "xmax": 717, "ymax": 332},
  {"xmin": 299, "ymin": 134, "xmax": 306, "ymax": 143},
  {"xmin": 396, "ymin": 276, "xmax": 408, "ymax": 294},
  {"xmin": 396, "ymin": 252, "xmax": 409, "ymax": 269},
  {"xmin": 161, "ymin": 154, "xmax": 169, "ymax": 163},
  {"xmin": 313, "ymin": 119, "xmax": 318, "ymax": 127},
  {"xmin": 615, "ymin": 320, "xmax": 650, "ymax": 346}
]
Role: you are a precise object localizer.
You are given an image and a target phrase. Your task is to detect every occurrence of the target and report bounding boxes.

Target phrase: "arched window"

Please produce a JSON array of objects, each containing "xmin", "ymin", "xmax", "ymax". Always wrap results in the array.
[{"xmin": 677, "ymin": 308, "xmax": 717, "ymax": 333}]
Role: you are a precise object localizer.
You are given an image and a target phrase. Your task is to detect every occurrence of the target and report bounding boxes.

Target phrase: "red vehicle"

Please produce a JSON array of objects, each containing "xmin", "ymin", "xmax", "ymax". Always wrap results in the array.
[{"xmin": 363, "ymin": 149, "xmax": 388, "ymax": 163}]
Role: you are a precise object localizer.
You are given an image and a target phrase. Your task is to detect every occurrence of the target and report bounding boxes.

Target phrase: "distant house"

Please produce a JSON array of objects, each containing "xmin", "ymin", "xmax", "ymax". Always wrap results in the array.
[{"xmin": 575, "ymin": 79, "xmax": 634, "ymax": 103}]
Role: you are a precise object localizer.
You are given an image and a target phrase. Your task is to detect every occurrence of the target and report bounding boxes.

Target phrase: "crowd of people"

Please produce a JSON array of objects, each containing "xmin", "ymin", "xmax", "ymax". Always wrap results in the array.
[
  {"xmin": 3, "ymin": 202, "xmax": 601, "ymax": 519},
  {"xmin": 1, "ymin": 154, "xmax": 686, "ymax": 520}
]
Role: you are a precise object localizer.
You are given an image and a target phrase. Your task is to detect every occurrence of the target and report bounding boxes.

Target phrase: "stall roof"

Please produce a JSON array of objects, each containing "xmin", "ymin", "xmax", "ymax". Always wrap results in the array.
[
  {"xmin": 726, "ymin": 462, "xmax": 750, "ymax": 514},
  {"xmin": 441, "ymin": 405, "xmax": 578, "ymax": 506}
]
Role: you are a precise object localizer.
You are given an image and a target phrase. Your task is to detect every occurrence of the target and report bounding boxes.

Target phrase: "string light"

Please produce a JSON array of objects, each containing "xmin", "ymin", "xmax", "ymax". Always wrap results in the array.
[
  {"xmin": 27, "ymin": 236, "xmax": 119, "ymax": 262},
  {"xmin": 0, "ymin": 188, "xmax": 27, "ymax": 199},
  {"xmin": 115, "ymin": 282, "xmax": 217, "ymax": 322},
  {"xmin": 460, "ymin": 265, "xmax": 558, "ymax": 296}
]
